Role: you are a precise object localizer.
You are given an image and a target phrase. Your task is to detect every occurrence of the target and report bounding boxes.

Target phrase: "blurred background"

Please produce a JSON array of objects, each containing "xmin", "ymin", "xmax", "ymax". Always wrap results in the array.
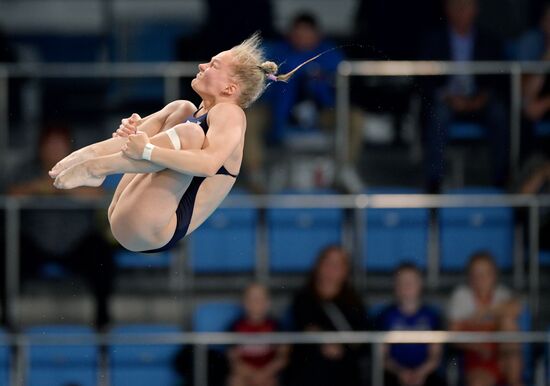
[{"xmin": 1, "ymin": 0, "xmax": 550, "ymax": 385}]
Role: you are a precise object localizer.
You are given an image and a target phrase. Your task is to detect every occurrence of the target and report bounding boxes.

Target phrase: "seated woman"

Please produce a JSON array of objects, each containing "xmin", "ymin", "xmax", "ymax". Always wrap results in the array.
[
  {"xmin": 447, "ymin": 251, "xmax": 523, "ymax": 386},
  {"xmin": 285, "ymin": 245, "xmax": 369, "ymax": 386}
]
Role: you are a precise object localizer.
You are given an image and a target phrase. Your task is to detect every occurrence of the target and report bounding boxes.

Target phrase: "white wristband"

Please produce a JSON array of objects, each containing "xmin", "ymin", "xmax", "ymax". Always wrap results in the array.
[{"xmin": 142, "ymin": 143, "xmax": 155, "ymax": 161}]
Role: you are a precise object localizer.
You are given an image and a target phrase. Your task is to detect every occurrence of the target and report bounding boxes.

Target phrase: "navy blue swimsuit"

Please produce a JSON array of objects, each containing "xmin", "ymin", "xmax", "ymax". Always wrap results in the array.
[{"xmin": 143, "ymin": 111, "xmax": 238, "ymax": 253}]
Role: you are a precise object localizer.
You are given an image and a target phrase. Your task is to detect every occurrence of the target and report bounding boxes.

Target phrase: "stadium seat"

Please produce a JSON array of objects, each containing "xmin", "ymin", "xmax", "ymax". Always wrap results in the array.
[
  {"xmin": 534, "ymin": 121, "xmax": 550, "ymax": 137},
  {"xmin": 192, "ymin": 302, "xmax": 242, "ymax": 333},
  {"xmin": 0, "ymin": 329, "xmax": 9, "ymax": 386},
  {"xmin": 448, "ymin": 122, "xmax": 485, "ymax": 140},
  {"xmin": 362, "ymin": 188, "xmax": 429, "ymax": 271},
  {"xmin": 439, "ymin": 188, "xmax": 514, "ymax": 271},
  {"xmin": 188, "ymin": 192, "xmax": 257, "ymax": 273},
  {"xmin": 540, "ymin": 250, "xmax": 550, "ymax": 266},
  {"xmin": 26, "ymin": 325, "xmax": 98, "ymax": 386},
  {"xmin": 114, "ymin": 249, "xmax": 173, "ymax": 269},
  {"xmin": 267, "ymin": 189, "xmax": 344, "ymax": 272},
  {"xmin": 102, "ymin": 174, "xmax": 123, "ymax": 192},
  {"xmin": 109, "ymin": 324, "xmax": 182, "ymax": 386}
]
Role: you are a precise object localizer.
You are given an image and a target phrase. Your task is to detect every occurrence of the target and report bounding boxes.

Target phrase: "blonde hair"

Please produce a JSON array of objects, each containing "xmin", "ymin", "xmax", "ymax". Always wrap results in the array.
[
  {"xmin": 230, "ymin": 32, "xmax": 330, "ymax": 108},
  {"xmin": 230, "ymin": 32, "xmax": 276, "ymax": 108}
]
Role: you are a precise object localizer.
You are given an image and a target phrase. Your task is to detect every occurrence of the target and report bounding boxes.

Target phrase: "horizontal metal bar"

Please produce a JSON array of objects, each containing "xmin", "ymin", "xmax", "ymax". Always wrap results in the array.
[
  {"xmin": 1, "ymin": 194, "xmax": 549, "ymax": 209},
  {"xmin": 341, "ymin": 60, "xmax": 550, "ymax": 76},
  {"xmin": 1, "ymin": 331, "xmax": 549, "ymax": 346},
  {"xmin": 0, "ymin": 60, "xmax": 548, "ymax": 79},
  {"xmin": 0, "ymin": 62, "xmax": 199, "ymax": 78}
]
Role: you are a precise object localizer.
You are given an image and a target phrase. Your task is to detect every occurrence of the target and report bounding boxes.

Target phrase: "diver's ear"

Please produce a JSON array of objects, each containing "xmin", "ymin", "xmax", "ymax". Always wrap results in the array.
[{"xmin": 222, "ymin": 82, "xmax": 238, "ymax": 97}]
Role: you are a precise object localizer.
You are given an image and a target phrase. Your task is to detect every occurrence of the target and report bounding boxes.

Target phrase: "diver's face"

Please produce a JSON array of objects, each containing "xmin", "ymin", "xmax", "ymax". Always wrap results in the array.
[{"xmin": 192, "ymin": 50, "xmax": 237, "ymax": 99}]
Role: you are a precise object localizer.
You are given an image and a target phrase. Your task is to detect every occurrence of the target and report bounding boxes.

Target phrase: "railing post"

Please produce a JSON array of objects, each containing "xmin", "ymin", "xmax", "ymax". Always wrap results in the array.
[
  {"xmin": 13, "ymin": 335, "xmax": 27, "ymax": 386},
  {"xmin": 353, "ymin": 204, "xmax": 367, "ymax": 291},
  {"xmin": 193, "ymin": 343, "xmax": 208, "ymax": 386},
  {"xmin": 0, "ymin": 68, "xmax": 8, "ymax": 191},
  {"xmin": 528, "ymin": 200, "xmax": 540, "ymax": 316},
  {"xmin": 336, "ymin": 62, "xmax": 351, "ymax": 170},
  {"xmin": 427, "ymin": 209, "xmax": 440, "ymax": 289},
  {"xmin": 163, "ymin": 70, "xmax": 181, "ymax": 105},
  {"xmin": 510, "ymin": 63, "xmax": 522, "ymax": 181},
  {"xmin": 256, "ymin": 207, "xmax": 269, "ymax": 284},
  {"xmin": 372, "ymin": 341, "xmax": 384, "ymax": 386},
  {"xmin": 5, "ymin": 198, "xmax": 20, "ymax": 328}
]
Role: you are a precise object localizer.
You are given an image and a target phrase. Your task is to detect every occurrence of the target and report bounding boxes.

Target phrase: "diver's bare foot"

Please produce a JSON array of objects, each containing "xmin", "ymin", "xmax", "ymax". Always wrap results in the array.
[
  {"xmin": 53, "ymin": 160, "xmax": 105, "ymax": 189},
  {"xmin": 49, "ymin": 147, "xmax": 97, "ymax": 178}
]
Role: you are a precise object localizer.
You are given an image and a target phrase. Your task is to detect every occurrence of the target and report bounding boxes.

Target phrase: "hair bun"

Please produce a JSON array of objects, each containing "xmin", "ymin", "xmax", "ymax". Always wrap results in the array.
[{"xmin": 260, "ymin": 61, "xmax": 278, "ymax": 75}]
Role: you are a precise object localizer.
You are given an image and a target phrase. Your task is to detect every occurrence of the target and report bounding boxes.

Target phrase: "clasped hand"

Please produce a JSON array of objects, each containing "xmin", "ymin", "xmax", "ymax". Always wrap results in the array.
[{"xmin": 122, "ymin": 131, "xmax": 150, "ymax": 160}]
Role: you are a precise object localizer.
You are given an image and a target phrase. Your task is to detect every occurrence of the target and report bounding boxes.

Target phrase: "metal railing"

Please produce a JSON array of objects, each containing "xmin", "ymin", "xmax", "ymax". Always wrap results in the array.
[
  {"xmin": 336, "ymin": 60, "xmax": 550, "ymax": 178},
  {"xmin": 1, "ymin": 330, "xmax": 549, "ymax": 386},
  {"xmin": 0, "ymin": 60, "xmax": 550, "ymax": 179},
  {"xmin": 1, "ymin": 60, "xmax": 550, "ymax": 385},
  {"xmin": 2, "ymin": 193, "xmax": 550, "ymax": 326}
]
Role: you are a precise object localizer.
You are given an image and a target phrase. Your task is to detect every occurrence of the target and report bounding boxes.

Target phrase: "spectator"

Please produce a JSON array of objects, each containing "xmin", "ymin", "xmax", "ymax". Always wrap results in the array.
[
  {"xmin": 448, "ymin": 251, "xmax": 523, "ymax": 386},
  {"xmin": 419, "ymin": 0, "xmax": 508, "ymax": 192},
  {"xmin": 8, "ymin": 124, "xmax": 114, "ymax": 328},
  {"xmin": 285, "ymin": 245, "xmax": 368, "ymax": 386},
  {"xmin": 244, "ymin": 12, "xmax": 365, "ymax": 193},
  {"xmin": 517, "ymin": 3, "xmax": 550, "ymax": 158},
  {"xmin": 227, "ymin": 283, "xmax": 289, "ymax": 386},
  {"xmin": 377, "ymin": 263, "xmax": 446, "ymax": 386}
]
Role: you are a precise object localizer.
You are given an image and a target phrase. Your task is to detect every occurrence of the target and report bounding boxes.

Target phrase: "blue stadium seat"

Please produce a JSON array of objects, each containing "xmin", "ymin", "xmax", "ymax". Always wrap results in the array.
[
  {"xmin": 0, "ymin": 329, "xmax": 10, "ymax": 386},
  {"xmin": 109, "ymin": 324, "xmax": 182, "ymax": 386},
  {"xmin": 540, "ymin": 250, "xmax": 550, "ymax": 266},
  {"xmin": 534, "ymin": 121, "xmax": 550, "ymax": 137},
  {"xmin": 363, "ymin": 188, "xmax": 429, "ymax": 271},
  {"xmin": 192, "ymin": 302, "xmax": 242, "ymax": 333},
  {"xmin": 193, "ymin": 302, "xmax": 242, "ymax": 352},
  {"xmin": 114, "ymin": 249, "xmax": 173, "ymax": 269},
  {"xmin": 188, "ymin": 192, "xmax": 257, "ymax": 273},
  {"xmin": 26, "ymin": 325, "xmax": 98, "ymax": 386},
  {"xmin": 439, "ymin": 188, "xmax": 514, "ymax": 271},
  {"xmin": 39, "ymin": 262, "xmax": 70, "ymax": 279},
  {"xmin": 102, "ymin": 174, "xmax": 123, "ymax": 192},
  {"xmin": 449, "ymin": 122, "xmax": 486, "ymax": 140},
  {"xmin": 267, "ymin": 190, "xmax": 343, "ymax": 272}
]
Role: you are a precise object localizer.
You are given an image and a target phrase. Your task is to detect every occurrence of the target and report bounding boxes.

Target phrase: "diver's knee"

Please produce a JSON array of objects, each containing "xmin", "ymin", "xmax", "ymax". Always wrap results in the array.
[
  {"xmin": 164, "ymin": 100, "xmax": 195, "ymax": 118},
  {"xmin": 169, "ymin": 122, "xmax": 205, "ymax": 149}
]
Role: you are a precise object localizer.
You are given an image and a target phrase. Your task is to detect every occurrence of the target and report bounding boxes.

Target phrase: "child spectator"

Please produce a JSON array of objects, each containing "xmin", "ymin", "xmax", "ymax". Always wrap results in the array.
[
  {"xmin": 227, "ymin": 283, "xmax": 288, "ymax": 386},
  {"xmin": 377, "ymin": 263, "xmax": 446, "ymax": 386}
]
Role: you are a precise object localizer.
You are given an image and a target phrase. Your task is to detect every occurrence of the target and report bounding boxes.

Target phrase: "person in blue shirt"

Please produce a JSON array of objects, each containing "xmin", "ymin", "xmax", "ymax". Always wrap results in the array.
[
  {"xmin": 376, "ymin": 263, "xmax": 446, "ymax": 386},
  {"xmin": 243, "ymin": 12, "xmax": 365, "ymax": 193}
]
